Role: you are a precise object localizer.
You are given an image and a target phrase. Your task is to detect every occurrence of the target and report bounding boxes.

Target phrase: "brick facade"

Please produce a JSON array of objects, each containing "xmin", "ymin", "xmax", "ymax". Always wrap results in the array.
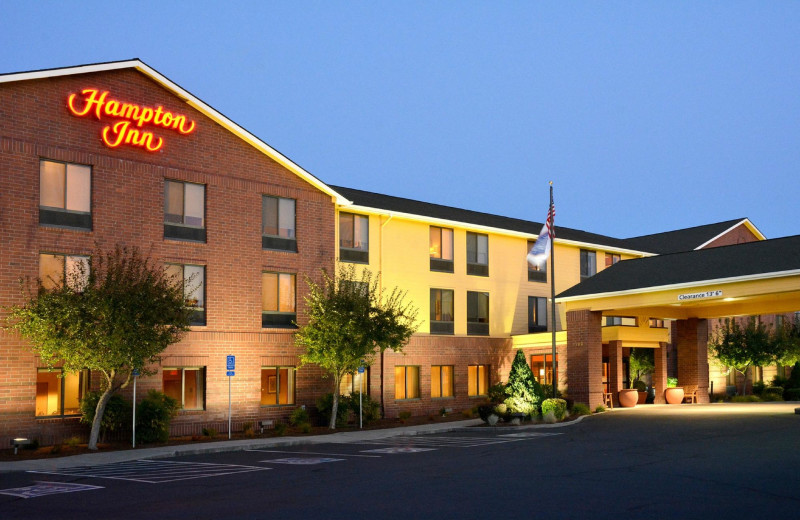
[
  {"xmin": 675, "ymin": 318, "xmax": 710, "ymax": 403},
  {"xmin": 566, "ymin": 309, "xmax": 603, "ymax": 409}
]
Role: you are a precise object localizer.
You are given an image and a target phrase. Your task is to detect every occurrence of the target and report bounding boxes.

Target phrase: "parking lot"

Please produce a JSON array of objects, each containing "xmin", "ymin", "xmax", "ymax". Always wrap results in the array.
[{"xmin": 1, "ymin": 404, "xmax": 798, "ymax": 519}]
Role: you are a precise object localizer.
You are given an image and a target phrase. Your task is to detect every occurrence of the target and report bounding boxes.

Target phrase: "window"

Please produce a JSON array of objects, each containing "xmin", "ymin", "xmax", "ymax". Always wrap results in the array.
[
  {"xmin": 39, "ymin": 160, "xmax": 92, "ymax": 230},
  {"xmin": 395, "ymin": 366, "xmax": 420, "ymax": 399},
  {"xmin": 166, "ymin": 264, "xmax": 206, "ymax": 326},
  {"xmin": 468, "ymin": 365, "xmax": 489, "ymax": 397},
  {"xmin": 649, "ymin": 318, "xmax": 666, "ymax": 328},
  {"xmin": 261, "ymin": 367, "xmax": 295, "ymax": 405},
  {"xmin": 262, "ymin": 272, "xmax": 296, "ymax": 328},
  {"xmin": 429, "ymin": 226, "xmax": 454, "ymax": 272},
  {"xmin": 430, "ymin": 289, "xmax": 454, "ymax": 335},
  {"xmin": 39, "ymin": 253, "xmax": 89, "ymax": 291},
  {"xmin": 527, "ymin": 240, "xmax": 547, "ymax": 283},
  {"xmin": 164, "ymin": 180, "xmax": 206, "ymax": 242},
  {"xmin": 262, "ymin": 196, "xmax": 297, "ymax": 252},
  {"xmin": 604, "ymin": 316, "xmax": 637, "ymax": 327},
  {"xmin": 35, "ymin": 368, "xmax": 89, "ymax": 417},
  {"xmin": 162, "ymin": 367, "xmax": 205, "ymax": 410},
  {"xmin": 467, "ymin": 291, "xmax": 489, "ymax": 336},
  {"xmin": 340, "ymin": 370, "xmax": 369, "ymax": 396},
  {"xmin": 339, "ymin": 212, "xmax": 369, "ymax": 263},
  {"xmin": 580, "ymin": 250, "xmax": 596, "ymax": 280},
  {"xmin": 431, "ymin": 365, "xmax": 454, "ymax": 398},
  {"xmin": 466, "ymin": 232, "xmax": 488, "ymax": 276},
  {"xmin": 528, "ymin": 296, "xmax": 548, "ymax": 333},
  {"xmin": 605, "ymin": 253, "xmax": 620, "ymax": 267},
  {"xmin": 530, "ymin": 354, "xmax": 558, "ymax": 386}
]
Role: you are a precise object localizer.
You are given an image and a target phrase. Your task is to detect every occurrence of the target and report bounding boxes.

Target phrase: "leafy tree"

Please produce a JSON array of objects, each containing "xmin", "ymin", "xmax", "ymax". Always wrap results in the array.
[
  {"xmin": 504, "ymin": 349, "xmax": 544, "ymax": 416},
  {"xmin": 628, "ymin": 348, "xmax": 654, "ymax": 389},
  {"xmin": 296, "ymin": 264, "xmax": 418, "ymax": 429},
  {"xmin": 773, "ymin": 315, "xmax": 800, "ymax": 366},
  {"xmin": 708, "ymin": 317, "xmax": 780, "ymax": 395},
  {"xmin": 6, "ymin": 246, "xmax": 191, "ymax": 449}
]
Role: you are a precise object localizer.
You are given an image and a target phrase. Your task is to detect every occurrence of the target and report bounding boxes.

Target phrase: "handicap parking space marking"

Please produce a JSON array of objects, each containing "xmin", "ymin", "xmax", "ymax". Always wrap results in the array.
[
  {"xmin": 28, "ymin": 459, "xmax": 269, "ymax": 484},
  {"xmin": 261, "ymin": 457, "xmax": 344, "ymax": 465},
  {"xmin": 0, "ymin": 481, "xmax": 104, "ymax": 499},
  {"xmin": 361, "ymin": 447, "xmax": 437, "ymax": 454},
  {"xmin": 498, "ymin": 432, "xmax": 563, "ymax": 438},
  {"xmin": 246, "ymin": 449, "xmax": 382, "ymax": 458},
  {"xmin": 356, "ymin": 435, "xmax": 523, "ymax": 448}
]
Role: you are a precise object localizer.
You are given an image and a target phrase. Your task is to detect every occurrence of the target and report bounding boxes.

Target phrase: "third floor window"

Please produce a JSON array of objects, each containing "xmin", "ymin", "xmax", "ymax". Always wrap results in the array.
[
  {"xmin": 39, "ymin": 159, "xmax": 92, "ymax": 230},
  {"xmin": 164, "ymin": 180, "xmax": 206, "ymax": 242},
  {"xmin": 430, "ymin": 226, "xmax": 454, "ymax": 273},
  {"xmin": 580, "ymin": 249, "xmax": 596, "ymax": 280},
  {"xmin": 466, "ymin": 232, "xmax": 488, "ymax": 276},
  {"xmin": 339, "ymin": 212, "xmax": 369, "ymax": 263}
]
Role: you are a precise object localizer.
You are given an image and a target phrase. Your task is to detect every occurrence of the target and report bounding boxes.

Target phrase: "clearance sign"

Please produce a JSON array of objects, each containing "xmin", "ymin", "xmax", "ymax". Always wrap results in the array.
[{"xmin": 67, "ymin": 88, "xmax": 196, "ymax": 152}]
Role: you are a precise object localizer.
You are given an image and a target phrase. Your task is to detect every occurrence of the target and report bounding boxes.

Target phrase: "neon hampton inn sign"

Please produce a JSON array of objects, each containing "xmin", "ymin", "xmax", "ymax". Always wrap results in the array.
[{"xmin": 67, "ymin": 88, "xmax": 196, "ymax": 152}]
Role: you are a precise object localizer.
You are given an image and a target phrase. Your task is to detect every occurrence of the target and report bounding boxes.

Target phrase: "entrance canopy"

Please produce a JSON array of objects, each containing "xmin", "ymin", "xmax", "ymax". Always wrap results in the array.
[{"xmin": 557, "ymin": 235, "xmax": 800, "ymax": 320}]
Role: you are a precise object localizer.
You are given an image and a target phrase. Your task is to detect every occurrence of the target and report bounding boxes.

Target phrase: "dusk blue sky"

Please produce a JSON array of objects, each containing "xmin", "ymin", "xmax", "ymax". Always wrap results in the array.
[{"xmin": 3, "ymin": 2, "xmax": 798, "ymax": 240}]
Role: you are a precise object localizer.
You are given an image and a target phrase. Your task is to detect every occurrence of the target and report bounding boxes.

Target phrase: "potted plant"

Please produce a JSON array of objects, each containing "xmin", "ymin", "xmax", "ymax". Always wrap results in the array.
[
  {"xmin": 664, "ymin": 377, "xmax": 684, "ymax": 404},
  {"xmin": 629, "ymin": 348, "xmax": 654, "ymax": 405},
  {"xmin": 618, "ymin": 386, "xmax": 639, "ymax": 407}
]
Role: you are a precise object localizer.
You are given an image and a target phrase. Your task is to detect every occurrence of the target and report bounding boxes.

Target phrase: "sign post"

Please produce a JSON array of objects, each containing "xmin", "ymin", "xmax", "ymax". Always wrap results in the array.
[
  {"xmin": 132, "ymin": 368, "xmax": 140, "ymax": 448},
  {"xmin": 226, "ymin": 355, "xmax": 235, "ymax": 439},
  {"xmin": 358, "ymin": 362, "xmax": 365, "ymax": 429}
]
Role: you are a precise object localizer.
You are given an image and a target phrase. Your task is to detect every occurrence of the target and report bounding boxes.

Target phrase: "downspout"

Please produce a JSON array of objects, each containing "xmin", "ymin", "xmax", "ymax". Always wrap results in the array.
[{"xmin": 379, "ymin": 213, "xmax": 393, "ymax": 418}]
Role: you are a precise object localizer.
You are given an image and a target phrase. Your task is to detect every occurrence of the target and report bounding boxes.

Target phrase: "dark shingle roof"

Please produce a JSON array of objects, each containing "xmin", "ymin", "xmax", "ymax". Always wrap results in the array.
[
  {"xmin": 331, "ymin": 185, "xmax": 638, "ymax": 252},
  {"xmin": 619, "ymin": 218, "xmax": 751, "ymax": 254},
  {"xmin": 558, "ymin": 235, "xmax": 800, "ymax": 299}
]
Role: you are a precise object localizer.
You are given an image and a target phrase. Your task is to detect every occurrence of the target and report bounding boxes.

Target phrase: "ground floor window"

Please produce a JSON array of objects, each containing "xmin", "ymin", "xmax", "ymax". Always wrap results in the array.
[
  {"xmin": 36, "ymin": 368, "xmax": 89, "ymax": 417},
  {"xmin": 163, "ymin": 367, "xmax": 206, "ymax": 410},
  {"xmin": 431, "ymin": 365, "xmax": 454, "ymax": 398},
  {"xmin": 395, "ymin": 365, "xmax": 420, "ymax": 399},
  {"xmin": 261, "ymin": 367, "xmax": 295, "ymax": 405},
  {"xmin": 468, "ymin": 364, "xmax": 489, "ymax": 397},
  {"xmin": 340, "ymin": 370, "xmax": 369, "ymax": 396},
  {"xmin": 530, "ymin": 354, "xmax": 558, "ymax": 386}
]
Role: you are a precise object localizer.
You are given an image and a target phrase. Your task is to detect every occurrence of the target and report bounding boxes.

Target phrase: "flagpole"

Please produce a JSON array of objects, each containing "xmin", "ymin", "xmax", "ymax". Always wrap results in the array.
[{"xmin": 549, "ymin": 181, "xmax": 557, "ymax": 399}]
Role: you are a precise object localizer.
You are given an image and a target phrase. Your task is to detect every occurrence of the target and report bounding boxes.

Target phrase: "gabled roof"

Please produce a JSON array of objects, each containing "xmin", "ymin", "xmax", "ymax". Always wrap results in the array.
[
  {"xmin": 558, "ymin": 235, "xmax": 800, "ymax": 300},
  {"xmin": 620, "ymin": 218, "xmax": 765, "ymax": 254},
  {"xmin": 0, "ymin": 59, "xmax": 350, "ymax": 205},
  {"xmin": 331, "ymin": 185, "xmax": 647, "ymax": 254}
]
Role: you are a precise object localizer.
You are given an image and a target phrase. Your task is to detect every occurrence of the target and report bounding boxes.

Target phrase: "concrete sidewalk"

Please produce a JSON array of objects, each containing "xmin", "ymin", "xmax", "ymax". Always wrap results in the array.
[{"xmin": 0, "ymin": 419, "xmax": 481, "ymax": 474}]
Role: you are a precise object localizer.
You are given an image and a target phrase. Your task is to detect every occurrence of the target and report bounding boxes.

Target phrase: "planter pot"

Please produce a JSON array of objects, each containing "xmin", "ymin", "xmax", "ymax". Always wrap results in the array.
[
  {"xmin": 618, "ymin": 389, "xmax": 639, "ymax": 408},
  {"xmin": 637, "ymin": 391, "xmax": 647, "ymax": 405},
  {"xmin": 665, "ymin": 387, "xmax": 685, "ymax": 405}
]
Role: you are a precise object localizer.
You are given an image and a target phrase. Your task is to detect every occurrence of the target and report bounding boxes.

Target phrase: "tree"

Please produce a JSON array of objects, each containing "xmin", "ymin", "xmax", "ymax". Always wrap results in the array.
[
  {"xmin": 708, "ymin": 317, "xmax": 778, "ymax": 395},
  {"xmin": 296, "ymin": 264, "xmax": 418, "ymax": 429},
  {"xmin": 628, "ymin": 348, "xmax": 655, "ymax": 390},
  {"xmin": 6, "ymin": 246, "xmax": 191, "ymax": 449},
  {"xmin": 773, "ymin": 315, "xmax": 800, "ymax": 366},
  {"xmin": 504, "ymin": 349, "xmax": 544, "ymax": 416}
]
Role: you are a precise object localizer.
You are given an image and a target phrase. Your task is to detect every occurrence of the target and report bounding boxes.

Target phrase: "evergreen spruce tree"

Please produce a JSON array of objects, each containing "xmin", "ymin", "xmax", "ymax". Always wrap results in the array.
[{"xmin": 504, "ymin": 349, "xmax": 544, "ymax": 416}]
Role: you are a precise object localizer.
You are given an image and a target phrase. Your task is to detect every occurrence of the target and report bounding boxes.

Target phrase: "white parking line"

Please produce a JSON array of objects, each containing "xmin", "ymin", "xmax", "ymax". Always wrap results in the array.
[
  {"xmin": 29, "ymin": 460, "xmax": 270, "ymax": 484},
  {"xmin": 0, "ymin": 481, "xmax": 104, "ymax": 499},
  {"xmin": 246, "ymin": 449, "xmax": 382, "ymax": 458},
  {"xmin": 356, "ymin": 435, "xmax": 525, "ymax": 448}
]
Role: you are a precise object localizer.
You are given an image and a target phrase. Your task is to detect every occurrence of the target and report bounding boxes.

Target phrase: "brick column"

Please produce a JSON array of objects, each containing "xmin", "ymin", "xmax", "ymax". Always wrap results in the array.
[
  {"xmin": 566, "ymin": 309, "xmax": 603, "ymax": 409},
  {"xmin": 675, "ymin": 318, "xmax": 710, "ymax": 403},
  {"xmin": 653, "ymin": 342, "xmax": 668, "ymax": 404},
  {"xmin": 608, "ymin": 340, "xmax": 624, "ymax": 406}
]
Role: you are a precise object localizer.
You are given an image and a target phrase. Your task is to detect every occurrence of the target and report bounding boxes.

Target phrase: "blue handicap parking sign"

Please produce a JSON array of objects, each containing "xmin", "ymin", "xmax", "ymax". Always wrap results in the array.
[{"xmin": 226, "ymin": 355, "xmax": 235, "ymax": 371}]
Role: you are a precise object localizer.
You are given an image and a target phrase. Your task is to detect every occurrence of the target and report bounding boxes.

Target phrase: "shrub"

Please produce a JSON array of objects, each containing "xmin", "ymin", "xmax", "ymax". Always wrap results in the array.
[
  {"xmin": 772, "ymin": 375, "xmax": 790, "ymax": 389},
  {"xmin": 731, "ymin": 395, "xmax": 761, "ymax": 403},
  {"xmin": 632, "ymin": 380, "xmax": 647, "ymax": 392},
  {"xmin": 65, "ymin": 436, "xmax": 81, "ymax": 447},
  {"xmin": 594, "ymin": 405, "xmax": 606, "ymax": 413},
  {"xmin": 316, "ymin": 393, "xmax": 350, "ymax": 427},
  {"xmin": 504, "ymin": 349, "xmax": 545, "ymax": 416},
  {"xmin": 477, "ymin": 403, "xmax": 495, "ymax": 423},
  {"xmin": 80, "ymin": 391, "xmax": 131, "ymax": 440},
  {"xmin": 289, "ymin": 406, "xmax": 310, "ymax": 426},
  {"xmin": 136, "ymin": 390, "xmax": 179, "ymax": 444},
  {"xmin": 242, "ymin": 422, "xmax": 255, "ymax": 438},
  {"xmin": 541, "ymin": 398, "xmax": 567, "ymax": 420},
  {"xmin": 753, "ymin": 381, "xmax": 766, "ymax": 396},
  {"xmin": 462, "ymin": 408, "xmax": 475, "ymax": 418},
  {"xmin": 542, "ymin": 411, "xmax": 557, "ymax": 424},
  {"xmin": 784, "ymin": 388, "xmax": 800, "ymax": 401},
  {"xmin": 398, "ymin": 411, "xmax": 412, "ymax": 422},
  {"xmin": 539, "ymin": 384, "xmax": 563, "ymax": 399},
  {"xmin": 504, "ymin": 396, "xmax": 536, "ymax": 418},
  {"xmin": 348, "ymin": 392, "xmax": 381, "ymax": 424},
  {"xmin": 487, "ymin": 383, "xmax": 507, "ymax": 403},
  {"xmin": 494, "ymin": 403, "xmax": 508, "ymax": 415},
  {"xmin": 274, "ymin": 422, "xmax": 287, "ymax": 436},
  {"xmin": 299, "ymin": 423, "xmax": 312, "ymax": 434},
  {"xmin": 787, "ymin": 361, "xmax": 800, "ymax": 389},
  {"xmin": 571, "ymin": 403, "xmax": 591, "ymax": 416}
]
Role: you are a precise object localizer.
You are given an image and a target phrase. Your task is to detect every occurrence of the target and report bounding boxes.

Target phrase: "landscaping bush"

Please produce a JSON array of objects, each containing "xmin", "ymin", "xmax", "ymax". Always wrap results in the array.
[
  {"xmin": 289, "ymin": 406, "xmax": 310, "ymax": 426},
  {"xmin": 542, "ymin": 411, "xmax": 557, "ymax": 424},
  {"xmin": 571, "ymin": 403, "xmax": 591, "ymax": 416},
  {"xmin": 753, "ymin": 381, "xmax": 766, "ymax": 396},
  {"xmin": 761, "ymin": 388, "xmax": 784, "ymax": 401},
  {"xmin": 398, "ymin": 411, "xmax": 412, "ymax": 422},
  {"xmin": 477, "ymin": 403, "xmax": 496, "ymax": 423},
  {"xmin": 80, "ymin": 391, "xmax": 132, "ymax": 441},
  {"xmin": 730, "ymin": 395, "xmax": 761, "ymax": 403},
  {"xmin": 539, "ymin": 384, "xmax": 563, "ymax": 399},
  {"xmin": 784, "ymin": 388, "xmax": 800, "ymax": 401},
  {"xmin": 274, "ymin": 422, "xmax": 287, "ymax": 436},
  {"xmin": 487, "ymin": 383, "xmax": 507, "ymax": 403},
  {"xmin": 504, "ymin": 349, "xmax": 545, "ymax": 417},
  {"xmin": 348, "ymin": 392, "xmax": 381, "ymax": 424},
  {"xmin": 136, "ymin": 390, "xmax": 179, "ymax": 443},
  {"xmin": 541, "ymin": 398, "xmax": 567, "ymax": 420},
  {"xmin": 594, "ymin": 405, "xmax": 606, "ymax": 413},
  {"xmin": 316, "ymin": 393, "xmax": 350, "ymax": 427}
]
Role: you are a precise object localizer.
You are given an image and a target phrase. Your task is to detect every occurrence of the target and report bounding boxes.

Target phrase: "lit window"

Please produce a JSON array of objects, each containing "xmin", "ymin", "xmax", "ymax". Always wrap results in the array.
[
  {"xmin": 528, "ymin": 296, "xmax": 548, "ymax": 333},
  {"xmin": 339, "ymin": 212, "xmax": 369, "ymax": 263},
  {"xmin": 162, "ymin": 367, "xmax": 206, "ymax": 410},
  {"xmin": 649, "ymin": 318, "xmax": 666, "ymax": 328},
  {"xmin": 39, "ymin": 160, "xmax": 92, "ymax": 230},
  {"xmin": 261, "ymin": 367, "xmax": 295, "ymax": 405},
  {"xmin": 430, "ymin": 289, "xmax": 454, "ymax": 335},
  {"xmin": 262, "ymin": 272, "xmax": 296, "ymax": 328},
  {"xmin": 467, "ymin": 291, "xmax": 489, "ymax": 336},
  {"xmin": 164, "ymin": 180, "xmax": 205, "ymax": 242},
  {"xmin": 431, "ymin": 365, "xmax": 454, "ymax": 398},
  {"xmin": 527, "ymin": 240, "xmax": 547, "ymax": 283},
  {"xmin": 466, "ymin": 232, "xmax": 488, "ymax": 276},
  {"xmin": 430, "ymin": 226, "xmax": 454, "ymax": 272},
  {"xmin": 166, "ymin": 263, "xmax": 206, "ymax": 326},
  {"xmin": 530, "ymin": 354, "xmax": 558, "ymax": 385},
  {"xmin": 262, "ymin": 196, "xmax": 297, "ymax": 252},
  {"xmin": 580, "ymin": 250, "xmax": 596, "ymax": 280},
  {"xmin": 395, "ymin": 366, "xmax": 420, "ymax": 399},
  {"xmin": 468, "ymin": 365, "xmax": 489, "ymax": 397},
  {"xmin": 39, "ymin": 253, "xmax": 90, "ymax": 291},
  {"xmin": 605, "ymin": 253, "xmax": 620, "ymax": 267},
  {"xmin": 604, "ymin": 316, "xmax": 637, "ymax": 327},
  {"xmin": 340, "ymin": 370, "xmax": 369, "ymax": 396},
  {"xmin": 35, "ymin": 368, "xmax": 89, "ymax": 417}
]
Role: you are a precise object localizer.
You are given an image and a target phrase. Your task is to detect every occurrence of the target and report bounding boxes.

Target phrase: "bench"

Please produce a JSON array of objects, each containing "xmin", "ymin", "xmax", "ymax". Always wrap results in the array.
[{"xmin": 683, "ymin": 386, "xmax": 698, "ymax": 404}]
